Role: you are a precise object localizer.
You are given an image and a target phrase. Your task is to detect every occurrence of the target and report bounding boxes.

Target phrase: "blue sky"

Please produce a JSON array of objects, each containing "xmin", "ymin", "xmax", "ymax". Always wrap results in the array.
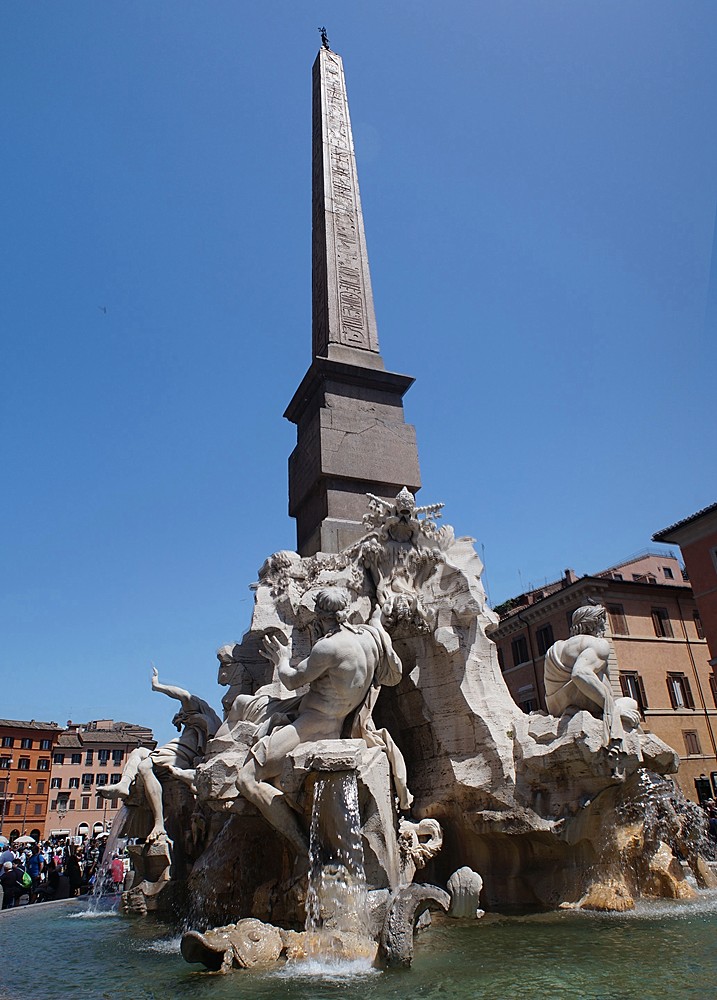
[{"xmin": 2, "ymin": 2, "xmax": 716, "ymax": 744}]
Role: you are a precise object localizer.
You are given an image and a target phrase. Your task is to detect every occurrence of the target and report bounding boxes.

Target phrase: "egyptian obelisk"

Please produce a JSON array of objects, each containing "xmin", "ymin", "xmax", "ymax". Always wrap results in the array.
[{"xmin": 285, "ymin": 39, "xmax": 421, "ymax": 555}]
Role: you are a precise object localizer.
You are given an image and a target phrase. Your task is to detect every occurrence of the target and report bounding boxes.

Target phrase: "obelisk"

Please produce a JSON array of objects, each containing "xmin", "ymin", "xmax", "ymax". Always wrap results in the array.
[{"xmin": 285, "ymin": 42, "xmax": 421, "ymax": 556}]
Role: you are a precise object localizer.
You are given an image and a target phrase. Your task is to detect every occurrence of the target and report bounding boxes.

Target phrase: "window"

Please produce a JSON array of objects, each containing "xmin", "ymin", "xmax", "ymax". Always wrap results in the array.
[
  {"xmin": 14, "ymin": 803, "xmax": 21, "ymax": 815},
  {"xmin": 68, "ymin": 800, "xmax": 76, "ymax": 810},
  {"xmin": 82, "ymin": 796, "xmax": 90, "ymax": 810},
  {"xmin": 619, "ymin": 672, "xmax": 648, "ymax": 714},
  {"xmin": 36, "ymin": 780, "xmax": 45, "ymax": 794},
  {"xmin": 53, "ymin": 753, "xmax": 65, "ymax": 765},
  {"xmin": 612, "ymin": 573, "xmax": 623, "ymax": 581},
  {"xmin": 694, "ymin": 611, "xmax": 704, "ymax": 640},
  {"xmin": 33, "ymin": 803, "xmax": 42, "ymax": 815},
  {"xmin": 1, "ymin": 737, "xmax": 14, "ymax": 748},
  {"xmin": 17, "ymin": 779, "xmax": 25, "ymax": 794},
  {"xmin": 632, "ymin": 574, "xmax": 641, "ymax": 582},
  {"xmin": 71, "ymin": 753, "xmax": 81, "ymax": 765},
  {"xmin": 652, "ymin": 607, "xmax": 673, "ymax": 638},
  {"xmin": 85, "ymin": 751, "xmax": 94, "ymax": 766},
  {"xmin": 69, "ymin": 777, "xmax": 80, "ymax": 789},
  {"xmin": 684, "ymin": 730, "xmax": 702, "ymax": 756},
  {"xmin": 20, "ymin": 738, "xmax": 32, "ymax": 749},
  {"xmin": 0, "ymin": 757, "xmax": 11, "ymax": 768},
  {"xmin": 536, "ymin": 624, "xmax": 554, "ymax": 656},
  {"xmin": 82, "ymin": 773, "xmax": 94, "ymax": 786},
  {"xmin": 511, "ymin": 635, "xmax": 529, "ymax": 667},
  {"xmin": 110, "ymin": 774, "xmax": 121, "ymax": 785},
  {"xmin": 98, "ymin": 750, "xmax": 109, "ymax": 765},
  {"xmin": 96, "ymin": 773, "xmax": 108, "ymax": 786},
  {"xmin": 667, "ymin": 673, "xmax": 695, "ymax": 710},
  {"xmin": 50, "ymin": 800, "xmax": 57, "ymax": 810},
  {"xmin": 38, "ymin": 758, "xmax": 50, "ymax": 771},
  {"xmin": 607, "ymin": 604, "xmax": 629, "ymax": 636},
  {"xmin": 663, "ymin": 566, "xmax": 674, "ymax": 580},
  {"xmin": 520, "ymin": 699, "xmax": 537, "ymax": 713},
  {"xmin": 497, "ymin": 647, "xmax": 505, "ymax": 671},
  {"xmin": 112, "ymin": 750, "xmax": 124, "ymax": 766},
  {"xmin": 18, "ymin": 758, "xmax": 30, "ymax": 771},
  {"xmin": 95, "ymin": 796, "xmax": 104, "ymax": 810},
  {"xmin": 39, "ymin": 739, "xmax": 51, "ymax": 750},
  {"xmin": 51, "ymin": 777, "xmax": 62, "ymax": 789}
]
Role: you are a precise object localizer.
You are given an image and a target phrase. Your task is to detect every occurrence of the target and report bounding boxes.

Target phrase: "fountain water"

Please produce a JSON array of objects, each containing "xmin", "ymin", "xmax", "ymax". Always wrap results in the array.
[{"xmin": 304, "ymin": 772, "xmax": 371, "ymax": 962}]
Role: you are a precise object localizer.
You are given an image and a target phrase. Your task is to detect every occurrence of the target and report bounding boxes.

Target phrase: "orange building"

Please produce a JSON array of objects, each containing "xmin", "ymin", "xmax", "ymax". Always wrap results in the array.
[
  {"xmin": 0, "ymin": 719, "xmax": 63, "ymax": 841},
  {"xmin": 46, "ymin": 719, "xmax": 156, "ymax": 839},
  {"xmin": 654, "ymin": 503, "xmax": 717, "ymax": 669},
  {"xmin": 489, "ymin": 552, "xmax": 716, "ymax": 803}
]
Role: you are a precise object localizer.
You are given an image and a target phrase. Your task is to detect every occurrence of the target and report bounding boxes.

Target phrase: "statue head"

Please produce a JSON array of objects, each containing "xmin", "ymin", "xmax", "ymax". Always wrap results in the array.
[
  {"xmin": 216, "ymin": 643, "xmax": 242, "ymax": 686},
  {"xmin": 570, "ymin": 604, "xmax": 607, "ymax": 637},
  {"xmin": 395, "ymin": 487, "xmax": 416, "ymax": 518},
  {"xmin": 314, "ymin": 587, "xmax": 351, "ymax": 625}
]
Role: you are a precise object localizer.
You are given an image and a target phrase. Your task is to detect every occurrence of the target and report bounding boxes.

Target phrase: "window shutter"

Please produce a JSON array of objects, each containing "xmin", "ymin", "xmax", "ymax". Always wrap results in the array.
[
  {"xmin": 620, "ymin": 674, "xmax": 630, "ymax": 697},
  {"xmin": 636, "ymin": 674, "xmax": 648, "ymax": 711},
  {"xmin": 683, "ymin": 676, "xmax": 695, "ymax": 710},
  {"xmin": 710, "ymin": 675, "xmax": 717, "ymax": 709},
  {"xmin": 667, "ymin": 677, "xmax": 677, "ymax": 709}
]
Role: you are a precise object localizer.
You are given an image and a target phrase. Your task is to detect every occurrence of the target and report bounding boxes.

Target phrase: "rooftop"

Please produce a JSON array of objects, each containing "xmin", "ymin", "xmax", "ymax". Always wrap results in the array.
[
  {"xmin": 0, "ymin": 719, "xmax": 62, "ymax": 731},
  {"xmin": 653, "ymin": 502, "xmax": 717, "ymax": 541}
]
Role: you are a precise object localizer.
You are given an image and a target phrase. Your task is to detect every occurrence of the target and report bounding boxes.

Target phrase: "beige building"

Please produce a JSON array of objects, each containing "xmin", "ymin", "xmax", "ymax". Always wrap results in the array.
[
  {"xmin": 46, "ymin": 720, "xmax": 155, "ymax": 839},
  {"xmin": 490, "ymin": 551, "xmax": 716, "ymax": 803}
]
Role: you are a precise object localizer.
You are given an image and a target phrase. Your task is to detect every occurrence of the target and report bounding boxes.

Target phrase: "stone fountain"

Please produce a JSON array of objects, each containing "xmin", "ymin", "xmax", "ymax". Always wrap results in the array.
[
  {"xmin": 97, "ymin": 41, "xmax": 715, "ymax": 974},
  {"xmin": 99, "ymin": 487, "xmax": 715, "ymax": 972}
]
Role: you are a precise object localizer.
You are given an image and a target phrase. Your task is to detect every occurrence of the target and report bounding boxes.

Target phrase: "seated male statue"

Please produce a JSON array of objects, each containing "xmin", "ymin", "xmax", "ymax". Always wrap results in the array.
[
  {"xmin": 99, "ymin": 667, "xmax": 221, "ymax": 843},
  {"xmin": 234, "ymin": 586, "xmax": 406, "ymax": 857},
  {"xmin": 543, "ymin": 604, "xmax": 641, "ymax": 754}
]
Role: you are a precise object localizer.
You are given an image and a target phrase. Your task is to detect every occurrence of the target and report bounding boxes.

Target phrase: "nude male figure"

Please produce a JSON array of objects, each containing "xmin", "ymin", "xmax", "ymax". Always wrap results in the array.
[
  {"xmin": 544, "ymin": 604, "xmax": 641, "ymax": 752},
  {"xmin": 99, "ymin": 667, "xmax": 221, "ymax": 843},
  {"xmin": 235, "ymin": 587, "xmax": 402, "ymax": 856}
]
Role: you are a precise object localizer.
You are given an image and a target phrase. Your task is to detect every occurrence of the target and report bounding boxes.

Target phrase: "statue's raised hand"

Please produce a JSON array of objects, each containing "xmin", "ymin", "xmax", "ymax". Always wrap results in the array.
[
  {"xmin": 151, "ymin": 664, "xmax": 160, "ymax": 688},
  {"xmin": 260, "ymin": 633, "xmax": 287, "ymax": 667}
]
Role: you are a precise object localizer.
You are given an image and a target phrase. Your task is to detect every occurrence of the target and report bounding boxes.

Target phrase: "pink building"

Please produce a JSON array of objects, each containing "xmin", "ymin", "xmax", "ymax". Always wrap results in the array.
[{"xmin": 47, "ymin": 719, "xmax": 155, "ymax": 839}]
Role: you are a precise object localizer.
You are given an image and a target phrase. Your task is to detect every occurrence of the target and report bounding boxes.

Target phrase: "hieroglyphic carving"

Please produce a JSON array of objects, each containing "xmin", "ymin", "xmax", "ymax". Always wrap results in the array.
[{"xmin": 312, "ymin": 48, "xmax": 379, "ymax": 358}]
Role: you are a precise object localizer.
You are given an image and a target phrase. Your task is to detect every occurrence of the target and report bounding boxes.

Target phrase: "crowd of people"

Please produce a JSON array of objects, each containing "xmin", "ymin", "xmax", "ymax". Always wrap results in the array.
[{"xmin": 0, "ymin": 836, "xmax": 128, "ymax": 910}]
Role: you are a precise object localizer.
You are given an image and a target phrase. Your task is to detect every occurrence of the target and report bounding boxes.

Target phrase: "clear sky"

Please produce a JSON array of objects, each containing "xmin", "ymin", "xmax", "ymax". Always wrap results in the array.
[{"xmin": 2, "ymin": 2, "xmax": 716, "ymax": 745}]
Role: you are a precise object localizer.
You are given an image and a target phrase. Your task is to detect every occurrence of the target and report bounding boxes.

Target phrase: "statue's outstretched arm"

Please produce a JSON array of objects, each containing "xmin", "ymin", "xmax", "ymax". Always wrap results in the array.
[{"xmin": 151, "ymin": 665, "xmax": 193, "ymax": 708}]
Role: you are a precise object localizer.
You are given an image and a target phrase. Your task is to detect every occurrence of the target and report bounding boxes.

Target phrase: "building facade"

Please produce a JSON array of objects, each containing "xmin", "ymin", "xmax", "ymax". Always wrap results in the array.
[
  {"xmin": 490, "ymin": 552, "xmax": 716, "ymax": 803},
  {"xmin": 46, "ymin": 720, "xmax": 156, "ymax": 839},
  {"xmin": 654, "ymin": 503, "xmax": 717, "ymax": 668},
  {"xmin": 0, "ymin": 719, "xmax": 63, "ymax": 841}
]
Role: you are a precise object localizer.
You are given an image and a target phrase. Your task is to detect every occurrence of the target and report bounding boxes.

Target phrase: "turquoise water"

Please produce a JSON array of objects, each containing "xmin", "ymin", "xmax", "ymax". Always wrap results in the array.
[{"xmin": 2, "ymin": 893, "xmax": 717, "ymax": 1000}]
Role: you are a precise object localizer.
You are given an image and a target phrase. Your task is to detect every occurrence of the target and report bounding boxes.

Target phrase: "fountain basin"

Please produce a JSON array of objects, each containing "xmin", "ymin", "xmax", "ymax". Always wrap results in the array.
[{"xmin": 3, "ymin": 894, "xmax": 717, "ymax": 999}]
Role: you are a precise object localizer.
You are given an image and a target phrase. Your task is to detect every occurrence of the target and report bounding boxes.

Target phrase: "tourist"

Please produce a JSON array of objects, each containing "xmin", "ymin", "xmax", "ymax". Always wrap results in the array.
[
  {"xmin": 110, "ymin": 853, "xmax": 125, "ymax": 892},
  {"xmin": 64, "ymin": 846, "xmax": 83, "ymax": 897},
  {"xmin": 34, "ymin": 859, "xmax": 71, "ymax": 903},
  {"xmin": 1, "ymin": 860, "xmax": 29, "ymax": 909},
  {"xmin": 26, "ymin": 844, "xmax": 44, "ymax": 900}
]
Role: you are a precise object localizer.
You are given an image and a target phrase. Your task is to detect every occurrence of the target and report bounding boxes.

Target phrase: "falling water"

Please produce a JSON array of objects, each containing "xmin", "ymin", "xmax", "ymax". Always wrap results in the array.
[
  {"xmin": 304, "ymin": 772, "xmax": 370, "ymax": 957},
  {"xmin": 86, "ymin": 804, "xmax": 130, "ymax": 912}
]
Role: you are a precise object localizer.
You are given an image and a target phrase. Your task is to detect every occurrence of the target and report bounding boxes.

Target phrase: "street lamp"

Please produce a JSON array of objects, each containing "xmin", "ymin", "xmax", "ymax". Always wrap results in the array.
[
  {"xmin": 21, "ymin": 782, "xmax": 32, "ymax": 837},
  {"xmin": 0, "ymin": 758, "xmax": 13, "ymax": 837}
]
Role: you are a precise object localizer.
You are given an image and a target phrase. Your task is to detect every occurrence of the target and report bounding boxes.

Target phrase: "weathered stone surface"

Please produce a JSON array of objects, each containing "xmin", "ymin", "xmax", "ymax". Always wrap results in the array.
[
  {"xmin": 379, "ymin": 884, "xmax": 450, "ymax": 968},
  {"xmin": 447, "ymin": 866, "xmax": 484, "ymax": 919}
]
